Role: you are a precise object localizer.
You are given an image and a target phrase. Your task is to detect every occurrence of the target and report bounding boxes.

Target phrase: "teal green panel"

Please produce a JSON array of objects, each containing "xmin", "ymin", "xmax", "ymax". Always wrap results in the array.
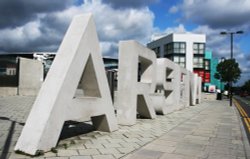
[
  {"xmin": 210, "ymin": 58, "xmax": 225, "ymax": 90},
  {"xmin": 205, "ymin": 51, "xmax": 212, "ymax": 59}
]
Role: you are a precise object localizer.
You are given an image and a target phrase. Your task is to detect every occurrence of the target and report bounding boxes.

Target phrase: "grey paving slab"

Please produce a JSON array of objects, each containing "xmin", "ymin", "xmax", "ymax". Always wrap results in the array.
[
  {"xmin": 78, "ymin": 149, "xmax": 100, "ymax": 155},
  {"xmin": 92, "ymin": 154, "xmax": 116, "ymax": 159},
  {"xmin": 56, "ymin": 149, "xmax": 79, "ymax": 157},
  {"xmin": 123, "ymin": 100, "xmax": 249, "ymax": 159},
  {"xmin": 159, "ymin": 152, "xmax": 199, "ymax": 159},
  {"xmin": 70, "ymin": 156, "xmax": 91, "ymax": 159},
  {"xmin": 0, "ymin": 96, "xmax": 249, "ymax": 159},
  {"xmin": 123, "ymin": 149, "xmax": 164, "ymax": 159}
]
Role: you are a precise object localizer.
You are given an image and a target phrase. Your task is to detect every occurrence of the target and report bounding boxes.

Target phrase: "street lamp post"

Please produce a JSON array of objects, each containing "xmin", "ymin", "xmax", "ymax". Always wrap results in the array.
[{"xmin": 220, "ymin": 31, "xmax": 243, "ymax": 106}]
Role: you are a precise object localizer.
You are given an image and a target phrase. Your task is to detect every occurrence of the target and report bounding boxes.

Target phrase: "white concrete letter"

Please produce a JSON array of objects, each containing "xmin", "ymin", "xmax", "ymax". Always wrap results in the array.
[
  {"xmin": 197, "ymin": 76, "xmax": 202, "ymax": 104},
  {"xmin": 116, "ymin": 40, "xmax": 156, "ymax": 125},
  {"xmin": 190, "ymin": 73, "xmax": 198, "ymax": 105},
  {"xmin": 179, "ymin": 68, "xmax": 190, "ymax": 108},
  {"xmin": 15, "ymin": 14, "xmax": 118, "ymax": 155},
  {"xmin": 150, "ymin": 58, "xmax": 176, "ymax": 114}
]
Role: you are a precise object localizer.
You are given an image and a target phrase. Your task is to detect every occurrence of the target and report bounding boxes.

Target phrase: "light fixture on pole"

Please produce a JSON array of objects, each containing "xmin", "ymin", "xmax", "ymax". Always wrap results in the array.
[{"xmin": 220, "ymin": 30, "xmax": 243, "ymax": 106}]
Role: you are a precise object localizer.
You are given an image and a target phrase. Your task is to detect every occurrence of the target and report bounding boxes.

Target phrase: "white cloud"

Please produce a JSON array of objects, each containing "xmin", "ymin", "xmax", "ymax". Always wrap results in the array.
[
  {"xmin": 40, "ymin": 0, "xmax": 155, "ymax": 57},
  {"xmin": 0, "ymin": 20, "xmax": 42, "ymax": 51},
  {"xmin": 164, "ymin": 24, "xmax": 187, "ymax": 34},
  {"xmin": 0, "ymin": 0, "xmax": 155, "ymax": 57},
  {"xmin": 103, "ymin": 0, "xmax": 159, "ymax": 8},
  {"xmin": 151, "ymin": 24, "xmax": 188, "ymax": 41},
  {"xmin": 180, "ymin": 0, "xmax": 250, "ymax": 29},
  {"xmin": 100, "ymin": 41, "xmax": 118, "ymax": 57},
  {"xmin": 168, "ymin": 6, "xmax": 178, "ymax": 14}
]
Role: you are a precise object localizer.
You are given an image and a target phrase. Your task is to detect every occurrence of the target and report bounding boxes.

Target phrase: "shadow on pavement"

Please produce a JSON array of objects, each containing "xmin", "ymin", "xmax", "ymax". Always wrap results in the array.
[
  {"xmin": 0, "ymin": 117, "xmax": 24, "ymax": 159},
  {"xmin": 59, "ymin": 121, "xmax": 94, "ymax": 140}
]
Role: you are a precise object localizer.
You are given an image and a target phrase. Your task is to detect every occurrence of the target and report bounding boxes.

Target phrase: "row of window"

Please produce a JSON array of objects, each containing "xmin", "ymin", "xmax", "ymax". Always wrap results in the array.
[
  {"xmin": 193, "ymin": 57, "xmax": 203, "ymax": 68},
  {"xmin": 193, "ymin": 43, "xmax": 205, "ymax": 55},
  {"xmin": 152, "ymin": 43, "xmax": 205, "ymax": 56},
  {"xmin": 152, "ymin": 55, "xmax": 209, "ymax": 69},
  {"xmin": 193, "ymin": 58, "xmax": 210, "ymax": 70},
  {"xmin": 172, "ymin": 56, "xmax": 186, "ymax": 68},
  {"xmin": 151, "ymin": 42, "xmax": 206, "ymax": 69},
  {"xmin": 164, "ymin": 42, "xmax": 186, "ymax": 55},
  {"xmin": 163, "ymin": 42, "xmax": 205, "ymax": 55}
]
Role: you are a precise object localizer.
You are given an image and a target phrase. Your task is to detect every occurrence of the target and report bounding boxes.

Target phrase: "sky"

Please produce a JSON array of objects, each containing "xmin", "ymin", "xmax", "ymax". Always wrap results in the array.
[{"xmin": 0, "ymin": 0, "xmax": 249, "ymax": 85}]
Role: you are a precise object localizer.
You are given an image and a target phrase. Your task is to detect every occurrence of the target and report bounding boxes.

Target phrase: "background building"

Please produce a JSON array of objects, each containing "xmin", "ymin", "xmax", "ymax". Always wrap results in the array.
[
  {"xmin": 0, "ymin": 54, "xmax": 34, "ymax": 87},
  {"xmin": 194, "ymin": 50, "xmax": 211, "ymax": 84},
  {"xmin": 0, "ymin": 52, "xmax": 118, "ymax": 96},
  {"xmin": 204, "ymin": 51, "xmax": 224, "ymax": 91},
  {"xmin": 147, "ymin": 33, "xmax": 206, "ymax": 72},
  {"xmin": 147, "ymin": 33, "xmax": 224, "ymax": 92}
]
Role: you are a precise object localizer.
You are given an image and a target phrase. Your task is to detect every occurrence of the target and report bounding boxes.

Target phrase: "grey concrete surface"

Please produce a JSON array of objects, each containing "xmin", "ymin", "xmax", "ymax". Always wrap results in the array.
[
  {"xmin": 18, "ymin": 57, "xmax": 44, "ymax": 96},
  {"xmin": 0, "ymin": 96, "xmax": 249, "ymax": 159}
]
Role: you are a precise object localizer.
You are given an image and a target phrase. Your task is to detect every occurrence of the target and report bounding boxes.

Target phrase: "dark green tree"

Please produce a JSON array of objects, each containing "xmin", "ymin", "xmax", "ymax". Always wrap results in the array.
[
  {"xmin": 216, "ymin": 59, "xmax": 241, "ymax": 84},
  {"xmin": 242, "ymin": 79, "xmax": 250, "ymax": 93},
  {"xmin": 215, "ymin": 59, "xmax": 241, "ymax": 105}
]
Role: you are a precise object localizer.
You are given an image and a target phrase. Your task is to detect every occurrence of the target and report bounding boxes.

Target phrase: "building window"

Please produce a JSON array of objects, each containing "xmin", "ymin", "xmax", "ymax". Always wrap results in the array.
[
  {"xmin": 164, "ymin": 43, "xmax": 172, "ymax": 56},
  {"xmin": 152, "ymin": 47, "xmax": 160, "ymax": 57},
  {"xmin": 193, "ymin": 57, "xmax": 204, "ymax": 68},
  {"xmin": 164, "ymin": 42, "xmax": 186, "ymax": 56},
  {"xmin": 193, "ymin": 43, "xmax": 205, "ymax": 54},
  {"xmin": 173, "ymin": 56, "xmax": 179, "ymax": 63},
  {"xmin": 173, "ymin": 56, "xmax": 186, "ymax": 67},
  {"xmin": 174, "ymin": 42, "xmax": 186, "ymax": 54},
  {"xmin": 204, "ymin": 60, "xmax": 210, "ymax": 70}
]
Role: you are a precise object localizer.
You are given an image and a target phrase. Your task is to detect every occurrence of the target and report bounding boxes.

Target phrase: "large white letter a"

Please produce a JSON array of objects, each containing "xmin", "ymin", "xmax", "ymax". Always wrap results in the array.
[{"xmin": 15, "ymin": 14, "xmax": 118, "ymax": 155}]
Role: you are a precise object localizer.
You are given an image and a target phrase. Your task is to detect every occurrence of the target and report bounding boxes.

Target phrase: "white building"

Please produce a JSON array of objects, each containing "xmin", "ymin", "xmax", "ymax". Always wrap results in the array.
[{"xmin": 147, "ymin": 33, "xmax": 206, "ymax": 72}]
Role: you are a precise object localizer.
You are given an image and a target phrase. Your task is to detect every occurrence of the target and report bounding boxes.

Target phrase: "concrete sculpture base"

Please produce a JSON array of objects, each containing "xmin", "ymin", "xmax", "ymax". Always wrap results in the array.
[
  {"xmin": 15, "ymin": 14, "xmax": 118, "ymax": 155},
  {"xmin": 116, "ymin": 40, "xmax": 156, "ymax": 125}
]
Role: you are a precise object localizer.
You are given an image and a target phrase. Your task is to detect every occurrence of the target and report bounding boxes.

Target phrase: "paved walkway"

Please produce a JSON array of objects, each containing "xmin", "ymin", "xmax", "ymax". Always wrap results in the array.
[
  {"xmin": 0, "ymin": 96, "xmax": 249, "ymax": 159},
  {"xmin": 123, "ymin": 99, "xmax": 249, "ymax": 159}
]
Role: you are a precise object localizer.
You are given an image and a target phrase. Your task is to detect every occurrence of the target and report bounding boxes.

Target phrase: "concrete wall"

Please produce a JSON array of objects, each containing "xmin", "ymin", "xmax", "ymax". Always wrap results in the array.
[{"xmin": 18, "ymin": 57, "xmax": 44, "ymax": 96}]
